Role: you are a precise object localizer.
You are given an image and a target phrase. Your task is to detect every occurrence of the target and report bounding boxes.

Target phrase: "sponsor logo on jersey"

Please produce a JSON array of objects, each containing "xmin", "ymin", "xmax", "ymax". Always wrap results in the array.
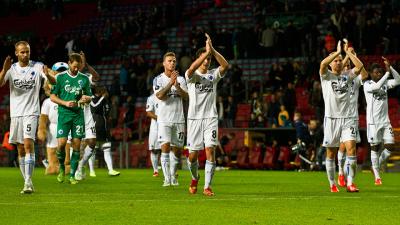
[
  {"xmin": 195, "ymin": 81, "xmax": 213, "ymax": 93},
  {"xmin": 64, "ymin": 84, "xmax": 82, "ymax": 95},
  {"xmin": 373, "ymin": 87, "xmax": 387, "ymax": 100},
  {"xmin": 13, "ymin": 78, "xmax": 35, "ymax": 90}
]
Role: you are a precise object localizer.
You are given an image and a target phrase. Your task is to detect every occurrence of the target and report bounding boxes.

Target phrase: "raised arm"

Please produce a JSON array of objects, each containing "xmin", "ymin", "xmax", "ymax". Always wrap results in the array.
[
  {"xmin": 364, "ymin": 72, "xmax": 390, "ymax": 93},
  {"xmin": 186, "ymin": 34, "xmax": 212, "ymax": 79},
  {"xmin": 207, "ymin": 33, "xmax": 229, "ymax": 75},
  {"xmin": 343, "ymin": 40, "xmax": 364, "ymax": 78},
  {"xmin": 0, "ymin": 56, "xmax": 12, "ymax": 87},
  {"xmin": 320, "ymin": 40, "xmax": 341, "ymax": 76},
  {"xmin": 43, "ymin": 65, "xmax": 56, "ymax": 84},
  {"xmin": 86, "ymin": 63, "xmax": 100, "ymax": 82}
]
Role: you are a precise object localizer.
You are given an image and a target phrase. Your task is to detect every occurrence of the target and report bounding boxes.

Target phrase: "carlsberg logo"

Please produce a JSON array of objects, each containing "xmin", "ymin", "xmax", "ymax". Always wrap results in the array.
[{"xmin": 64, "ymin": 84, "xmax": 82, "ymax": 95}]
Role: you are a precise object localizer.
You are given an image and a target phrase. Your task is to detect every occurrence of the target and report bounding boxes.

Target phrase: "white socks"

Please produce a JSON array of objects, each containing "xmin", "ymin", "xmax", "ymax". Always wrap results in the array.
[
  {"xmin": 78, "ymin": 145, "xmax": 95, "ymax": 171},
  {"xmin": 24, "ymin": 153, "xmax": 35, "ymax": 184},
  {"xmin": 325, "ymin": 158, "xmax": 336, "ymax": 186},
  {"xmin": 345, "ymin": 156, "xmax": 357, "ymax": 186},
  {"xmin": 371, "ymin": 150, "xmax": 380, "ymax": 179},
  {"xmin": 88, "ymin": 154, "xmax": 95, "ymax": 173},
  {"xmin": 187, "ymin": 159, "xmax": 199, "ymax": 180},
  {"xmin": 169, "ymin": 152, "xmax": 179, "ymax": 179},
  {"xmin": 103, "ymin": 147, "xmax": 114, "ymax": 172},
  {"xmin": 19, "ymin": 157, "xmax": 25, "ymax": 181},
  {"xmin": 379, "ymin": 148, "xmax": 391, "ymax": 169},
  {"xmin": 161, "ymin": 153, "xmax": 170, "ymax": 181},
  {"xmin": 337, "ymin": 151, "xmax": 345, "ymax": 175},
  {"xmin": 204, "ymin": 160, "xmax": 216, "ymax": 189},
  {"xmin": 150, "ymin": 151, "xmax": 160, "ymax": 173}
]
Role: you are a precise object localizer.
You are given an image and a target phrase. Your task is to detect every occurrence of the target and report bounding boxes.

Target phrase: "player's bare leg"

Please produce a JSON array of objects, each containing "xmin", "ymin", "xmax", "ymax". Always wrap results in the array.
[
  {"xmin": 46, "ymin": 147, "xmax": 59, "ymax": 175},
  {"xmin": 337, "ymin": 142, "xmax": 346, "ymax": 187},
  {"xmin": 188, "ymin": 151, "xmax": 200, "ymax": 194}
]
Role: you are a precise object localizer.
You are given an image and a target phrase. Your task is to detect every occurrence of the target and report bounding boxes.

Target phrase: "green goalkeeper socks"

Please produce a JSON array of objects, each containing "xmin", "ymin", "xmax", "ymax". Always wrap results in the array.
[{"xmin": 70, "ymin": 150, "xmax": 80, "ymax": 178}]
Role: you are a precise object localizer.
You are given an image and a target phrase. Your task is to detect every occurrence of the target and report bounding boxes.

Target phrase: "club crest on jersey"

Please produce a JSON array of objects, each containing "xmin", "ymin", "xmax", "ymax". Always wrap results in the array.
[
  {"xmin": 58, "ymin": 130, "xmax": 63, "ymax": 135},
  {"xmin": 208, "ymin": 75, "xmax": 214, "ymax": 80},
  {"xmin": 31, "ymin": 71, "xmax": 35, "ymax": 76},
  {"xmin": 331, "ymin": 78, "xmax": 349, "ymax": 94},
  {"xmin": 155, "ymin": 85, "xmax": 160, "ymax": 90}
]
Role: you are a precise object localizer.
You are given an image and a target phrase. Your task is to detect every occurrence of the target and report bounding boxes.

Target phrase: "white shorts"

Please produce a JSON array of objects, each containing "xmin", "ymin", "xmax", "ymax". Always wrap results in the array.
[
  {"xmin": 149, "ymin": 127, "xmax": 160, "ymax": 150},
  {"xmin": 340, "ymin": 119, "xmax": 361, "ymax": 143},
  {"xmin": 367, "ymin": 123, "xmax": 394, "ymax": 145},
  {"xmin": 323, "ymin": 117, "xmax": 357, "ymax": 148},
  {"xmin": 158, "ymin": 122, "xmax": 185, "ymax": 148},
  {"xmin": 187, "ymin": 118, "xmax": 218, "ymax": 151},
  {"xmin": 9, "ymin": 115, "xmax": 38, "ymax": 144},
  {"xmin": 84, "ymin": 114, "xmax": 96, "ymax": 139},
  {"xmin": 46, "ymin": 123, "xmax": 58, "ymax": 148}
]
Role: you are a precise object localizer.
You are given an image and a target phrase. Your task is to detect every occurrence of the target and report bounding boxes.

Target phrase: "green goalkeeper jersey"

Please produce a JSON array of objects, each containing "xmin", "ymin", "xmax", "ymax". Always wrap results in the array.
[{"xmin": 51, "ymin": 70, "xmax": 92, "ymax": 116}]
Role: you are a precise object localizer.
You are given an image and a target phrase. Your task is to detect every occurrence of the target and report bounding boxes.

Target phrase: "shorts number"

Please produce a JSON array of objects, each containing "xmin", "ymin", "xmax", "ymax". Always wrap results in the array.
[
  {"xmin": 389, "ymin": 127, "xmax": 393, "ymax": 134},
  {"xmin": 76, "ymin": 125, "xmax": 82, "ymax": 134},
  {"xmin": 178, "ymin": 132, "xmax": 184, "ymax": 140},
  {"xmin": 350, "ymin": 127, "xmax": 355, "ymax": 135},
  {"xmin": 91, "ymin": 127, "xmax": 96, "ymax": 134},
  {"xmin": 212, "ymin": 130, "xmax": 217, "ymax": 139},
  {"xmin": 26, "ymin": 124, "xmax": 31, "ymax": 132}
]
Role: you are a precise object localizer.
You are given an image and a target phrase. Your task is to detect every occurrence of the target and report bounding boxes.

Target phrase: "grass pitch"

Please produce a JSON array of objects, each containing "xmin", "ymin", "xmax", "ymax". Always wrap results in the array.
[{"xmin": 0, "ymin": 168, "xmax": 398, "ymax": 225}]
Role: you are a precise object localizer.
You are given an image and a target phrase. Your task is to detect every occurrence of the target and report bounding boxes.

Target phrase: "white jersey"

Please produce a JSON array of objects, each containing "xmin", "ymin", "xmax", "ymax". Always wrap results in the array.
[
  {"xmin": 146, "ymin": 93, "xmax": 160, "ymax": 132},
  {"xmin": 83, "ymin": 74, "xmax": 94, "ymax": 123},
  {"xmin": 320, "ymin": 68, "xmax": 356, "ymax": 118},
  {"xmin": 348, "ymin": 74, "xmax": 362, "ymax": 119},
  {"xmin": 363, "ymin": 67, "xmax": 400, "ymax": 124},
  {"xmin": 185, "ymin": 68, "xmax": 222, "ymax": 119},
  {"xmin": 5, "ymin": 61, "xmax": 46, "ymax": 117},
  {"xmin": 41, "ymin": 98, "xmax": 58, "ymax": 124},
  {"xmin": 153, "ymin": 73, "xmax": 187, "ymax": 123}
]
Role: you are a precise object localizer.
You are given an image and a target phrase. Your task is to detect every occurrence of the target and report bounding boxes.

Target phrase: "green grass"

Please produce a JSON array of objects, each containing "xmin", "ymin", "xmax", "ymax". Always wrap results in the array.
[{"xmin": 0, "ymin": 168, "xmax": 399, "ymax": 225}]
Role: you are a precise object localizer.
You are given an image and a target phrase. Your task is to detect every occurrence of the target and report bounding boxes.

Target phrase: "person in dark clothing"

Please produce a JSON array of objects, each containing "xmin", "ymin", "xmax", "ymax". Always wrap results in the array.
[
  {"xmin": 293, "ymin": 112, "xmax": 311, "ymax": 170},
  {"xmin": 88, "ymin": 86, "xmax": 120, "ymax": 176}
]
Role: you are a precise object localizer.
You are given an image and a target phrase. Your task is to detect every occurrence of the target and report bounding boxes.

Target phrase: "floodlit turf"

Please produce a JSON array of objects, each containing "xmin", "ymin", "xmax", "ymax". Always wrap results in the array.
[{"xmin": 0, "ymin": 168, "xmax": 399, "ymax": 225}]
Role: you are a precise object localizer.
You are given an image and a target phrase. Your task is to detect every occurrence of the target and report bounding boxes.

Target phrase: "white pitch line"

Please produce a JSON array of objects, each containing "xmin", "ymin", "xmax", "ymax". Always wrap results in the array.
[{"xmin": 2, "ymin": 195, "xmax": 400, "ymax": 205}]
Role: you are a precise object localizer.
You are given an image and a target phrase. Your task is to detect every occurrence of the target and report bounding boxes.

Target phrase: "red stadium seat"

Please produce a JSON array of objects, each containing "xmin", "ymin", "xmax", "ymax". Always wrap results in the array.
[
  {"xmin": 249, "ymin": 145, "xmax": 263, "ymax": 169},
  {"xmin": 263, "ymin": 146, "xmax": 278, "ymax": 169},
  {"xmin": 236, "ymin": 146, "xmax": 249, "ymax": 169}
]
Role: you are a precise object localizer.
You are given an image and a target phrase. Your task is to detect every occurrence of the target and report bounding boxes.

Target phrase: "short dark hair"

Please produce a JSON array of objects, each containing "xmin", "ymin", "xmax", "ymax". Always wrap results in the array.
[
  {"xmin": 195, "ymin": 47, "xmax": 207, "ymax": 58},
  {"xmin": 369, "ymin": 63, "xmax": 381, "ymax": 73}
]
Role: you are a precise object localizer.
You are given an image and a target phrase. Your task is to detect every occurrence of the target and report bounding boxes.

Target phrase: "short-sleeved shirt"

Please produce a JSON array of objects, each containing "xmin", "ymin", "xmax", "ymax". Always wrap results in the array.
[
  {"xmin": 185, "ymin": 68, "xmax": 222, "ymax": 119},
  {"xmin": 50, "ymin": 70, "xmax": 92, "ymax": 116},
  {"xmin": 320, "ymin": 68, "xmax": 356, "ymax": 118},
  {"xmin": 152, "ymin": 73, "xmax": 187, "ymax": 123},
  {"xmin": 5, "ymin": 61, "xmax": 47, "ymax": 117},
  {"xmin": 41, "ymin": 98, "xmax": 58, "ymax": 124},
  {"xmin": 146, "ymin": 93, "xmax": 160, "ymax": 132}
]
